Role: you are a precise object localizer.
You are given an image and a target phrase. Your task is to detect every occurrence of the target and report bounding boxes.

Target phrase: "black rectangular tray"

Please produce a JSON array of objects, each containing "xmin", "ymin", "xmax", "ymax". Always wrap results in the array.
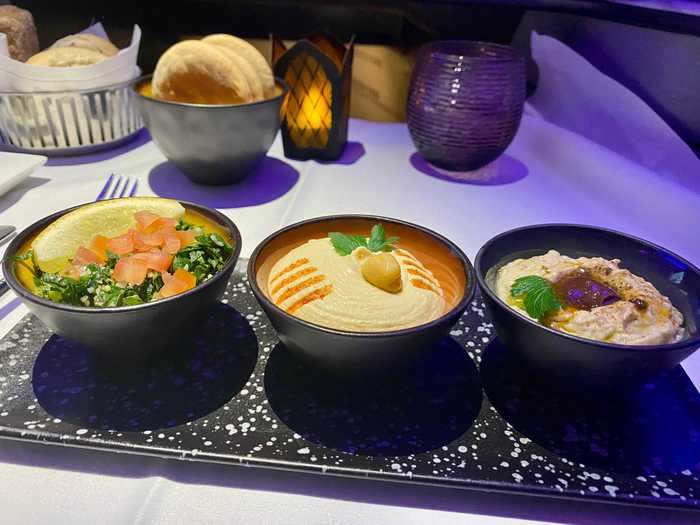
[{"xmin": 0, "ymin": 260, "xmax": 699, "ymax": 510}]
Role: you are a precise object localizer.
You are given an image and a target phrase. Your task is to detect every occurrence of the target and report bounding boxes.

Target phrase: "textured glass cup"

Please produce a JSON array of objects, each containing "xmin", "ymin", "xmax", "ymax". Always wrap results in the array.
[{"xmin": 407, "ymin": 41, "xmax": 526, "ymax": 172}]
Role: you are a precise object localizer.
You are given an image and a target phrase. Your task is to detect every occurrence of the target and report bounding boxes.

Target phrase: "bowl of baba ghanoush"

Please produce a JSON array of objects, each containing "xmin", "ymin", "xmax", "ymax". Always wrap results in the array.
[{"xmin": 475, "ymin": 224, "xmax": 700, "ymax": 383}]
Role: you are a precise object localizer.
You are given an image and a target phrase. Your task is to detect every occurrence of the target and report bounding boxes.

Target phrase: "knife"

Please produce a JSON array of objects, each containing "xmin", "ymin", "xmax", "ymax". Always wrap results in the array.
[
  {"xmin": 0, "ymin": 225, "xmax": 15, "ymax": 244},
  {"xmin": 0, "ymin": 226, "xmax": 14, "ymax": 298}
]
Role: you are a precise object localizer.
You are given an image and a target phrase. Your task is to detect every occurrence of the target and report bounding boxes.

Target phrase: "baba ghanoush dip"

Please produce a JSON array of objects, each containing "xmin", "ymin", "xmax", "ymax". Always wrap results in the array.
[{"xmin": 494, "ymin": 250, "xmax": 684, "ymax": 345}]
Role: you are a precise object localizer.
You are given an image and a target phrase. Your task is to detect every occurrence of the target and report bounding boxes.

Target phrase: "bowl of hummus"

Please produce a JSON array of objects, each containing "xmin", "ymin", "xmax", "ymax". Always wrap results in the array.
[
  {"xmin": 248, "ymin": 216, "xmax": 475, "ymax": 369},
  {"xmin": 475, "ymin": 224, "xmax": 700, "ymax": 383}
]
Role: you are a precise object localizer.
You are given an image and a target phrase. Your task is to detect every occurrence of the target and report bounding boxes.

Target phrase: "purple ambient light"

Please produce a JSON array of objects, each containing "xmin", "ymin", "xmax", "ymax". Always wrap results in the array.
[
  {"xmin": 0, "ymin": 297, "xmax": 21, "ymax": 321},
  {"xmin": 148, "ymin": 157, "xmax": 300, "ymax": 209},
  {"xmin": 410, "ymin": 152, "xmax": 528, "ymax": 185},
  {"xmin": 315, "ymin": 141, "xmax": 365, "ymax": 166}
]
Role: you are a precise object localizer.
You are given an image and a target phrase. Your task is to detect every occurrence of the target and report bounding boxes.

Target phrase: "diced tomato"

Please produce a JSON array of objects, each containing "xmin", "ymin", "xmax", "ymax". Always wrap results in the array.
[
  {"xmin": 159, "ymin": 268, "xmax": 196, "ymax": 298},
  {"xmin": 134, "ymin": 211, "xmax": 159, "ymax": 231},
  {"xmin": 159, "ymin": 271, "xmax": 184, "ymax": 298},
  {"xmin": 131, "ymin": 251, "xmax": 172, "ymax": 272},
  {"xmin": 176, "ymin": 230, "xmax": 196, "ymax": 247},
  {"xmin": 130, "ymin": 229, "xmax": 151, "ymax": 252},
  {"xmin": 159, "ymin": 283, "xmax": 183, "ymax": 298},
  {"xmin": 142, "ymin": 217, "xmax": 178, "ymax": 234},
  {"xmin": 161, "ymin": 231, "xmax": 181, "ymax": 255},
  {"xmin": 136, "ymin": 230, "xmax": 164, "ymax": 248},
  {"xmin": 155, "ymin": 217, "xmax": 177, "ymax": 230},
  {"xmin": 112, "ymin": 257, "xmax": 148, "ymax": 285},
  {"xmin": 106, "ymin": 232, "xmax": 134, "ymax": 255},
  {"xmin": 89, "ymin": 235, "xmax": 109, "ymax": 262},
  {"xmin": 73, "ymin": 246, "xmax": 103, "ymax": 266},
  {"xmin": 173, "ymin": 268, "xmax": 196, "ymax": 289}
]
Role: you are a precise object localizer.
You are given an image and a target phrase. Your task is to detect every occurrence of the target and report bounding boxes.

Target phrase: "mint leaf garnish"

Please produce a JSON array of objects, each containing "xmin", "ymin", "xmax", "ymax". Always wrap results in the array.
[
  {"xmin": 330, "ymin": 224, "xmax": 399, "ymax": 256},
  {"xmin": 367, "ymin": 224, "xmax": 385, "ymax": 252},
  {"xmin": 511, "ymin": 275, "xmax": 561, "ymax": 320},
  {"xmin": 349, "ymin": 234, "xmax": 369, "ymax": 247},
  {"xmin": 329, "ymin": 232, "xmax": 366, "ymax": 256}
]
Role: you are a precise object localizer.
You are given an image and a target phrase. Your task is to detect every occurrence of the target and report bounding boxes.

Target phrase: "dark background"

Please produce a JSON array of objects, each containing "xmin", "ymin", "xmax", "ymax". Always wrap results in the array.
[
  {"xmin": 6, "ymin": 0, "xmax": 700, "ymax": 151},
  {"xmin": 11, "ymin": 0, "xmax": 700, "ymax": 72},
  {"xmin": 13, "ymin": 0, "xmax": 527, "ymax": 71}
]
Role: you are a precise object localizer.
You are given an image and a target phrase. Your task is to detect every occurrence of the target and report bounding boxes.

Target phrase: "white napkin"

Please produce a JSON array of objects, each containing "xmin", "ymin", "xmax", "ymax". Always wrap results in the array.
[
  {"xmin": 0, "ymin": 22, "xmax": 141, "ymax": 92},
  {"xmin": 0, "ymin": 152, "xmax": 47, "ymax": 197},
  {"xmin": 527, "ymin": 31, "xmax": 700, "ymax": 193}
]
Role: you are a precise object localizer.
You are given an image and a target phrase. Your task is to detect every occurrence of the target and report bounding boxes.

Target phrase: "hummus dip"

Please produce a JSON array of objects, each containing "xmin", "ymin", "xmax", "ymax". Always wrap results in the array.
[
  {"xmin": 267, "ymin": 238, "xmax": 446, "ymax": 331},
  {"xmin": 494, "ymin": 250, "xmax": 684, "ymax": 345}
]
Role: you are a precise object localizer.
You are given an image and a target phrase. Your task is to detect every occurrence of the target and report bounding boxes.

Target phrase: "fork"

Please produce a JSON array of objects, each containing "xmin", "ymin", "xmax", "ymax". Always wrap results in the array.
[
  {"xmin": 0, "ymin": 174, "xmax": 139, "ymax": 306},
  {"xmin": 95, "ymin": 173, "xmax": 139, "ymax": 201}
]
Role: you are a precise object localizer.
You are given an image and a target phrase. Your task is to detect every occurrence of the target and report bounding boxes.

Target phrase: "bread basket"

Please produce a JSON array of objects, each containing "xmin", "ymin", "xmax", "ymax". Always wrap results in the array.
[{"xmin": 0, "ymin": 77, "xmax": 142, "ymax": 155}]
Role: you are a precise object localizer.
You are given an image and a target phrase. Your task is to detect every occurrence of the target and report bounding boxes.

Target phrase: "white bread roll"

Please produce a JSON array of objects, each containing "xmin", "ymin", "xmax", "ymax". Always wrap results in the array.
[
  {"xmin": 51, "ymin": 33, "xmax": 119, "ymax": 57},
  {"xmin": 26, "ymin": 47, "xmax": 108, "ymax": 67},
  {"xmin": 206, "ymin": 43, "xmax": 264, "ymax": 101},
  {"xmin": 202, "ymin": 34, "xmax": 275, "ymax": 98},
  {"xmin": 152, "ymin": 40, "xmax": 253, "ymax": 105}
]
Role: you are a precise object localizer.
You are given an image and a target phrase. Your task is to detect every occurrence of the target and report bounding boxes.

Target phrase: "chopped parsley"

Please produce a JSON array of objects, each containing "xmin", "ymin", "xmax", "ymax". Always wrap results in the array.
[
  {"xmin": 171, "ymin": 233, "xmax": 233, "ymax": 282},
  {"xmin": 175, "ymin": 218, "xmax": 194, "ymax": 231}
]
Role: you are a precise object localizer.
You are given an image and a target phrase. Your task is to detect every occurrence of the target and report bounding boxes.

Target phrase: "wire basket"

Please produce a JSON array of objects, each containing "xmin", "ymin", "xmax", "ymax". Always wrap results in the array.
[{"xmin": 0, "ymin": 78, "xmax": 143, "ymax": 156}]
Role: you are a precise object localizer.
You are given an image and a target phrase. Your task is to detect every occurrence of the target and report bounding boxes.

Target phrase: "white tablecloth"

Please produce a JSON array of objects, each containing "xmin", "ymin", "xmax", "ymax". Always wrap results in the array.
[{"xmin": 1, "ymin": 114, "xmax": 699, "ymax": 524}]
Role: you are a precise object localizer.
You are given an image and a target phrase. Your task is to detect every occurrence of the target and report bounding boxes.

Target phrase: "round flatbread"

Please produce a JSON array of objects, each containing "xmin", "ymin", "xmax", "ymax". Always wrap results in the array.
[
  {"xmin": 202, "ymin": 34, "xmax": 275, "ymax": 98},
  {"xmin": 26, "ymin": 47, "xmax": 108, "ymax": 67},
  {"xmin": 50, "ymin": 33, "xmax": 119, "ymax": 57},
  {"xmin": 206, "ymin": 43, "xmax": 264, "ymax": 101},
  {"xmin": 152, "ymin": 40, "xmax": 252, "ymax": 105}
]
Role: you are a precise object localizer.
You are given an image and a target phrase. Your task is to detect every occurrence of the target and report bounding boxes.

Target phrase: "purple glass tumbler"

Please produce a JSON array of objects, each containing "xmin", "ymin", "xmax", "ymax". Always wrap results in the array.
[{"xmin": 407, "ymin": 41, "xmax": 526, "ymax": 172}]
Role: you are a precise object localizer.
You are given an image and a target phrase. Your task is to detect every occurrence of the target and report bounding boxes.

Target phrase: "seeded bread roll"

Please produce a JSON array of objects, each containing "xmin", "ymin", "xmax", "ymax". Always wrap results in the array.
[
  {"xmin": 51, "ymin": 33, "xmax": 119, "ymax": 57},
  {"xmin": 203, "ymin": 34, "xmax": 275, "ymax": 98},
  {"xmin": 26, "ymin": 47, "xmax": 108, "ymax": 67},
  {"xmin": 152, "ymin": 40, "xmax": 253, "ymax": 105},
  {"xmin": 0, "ymin": 5, "xmax": 39, "ymax": 62}
]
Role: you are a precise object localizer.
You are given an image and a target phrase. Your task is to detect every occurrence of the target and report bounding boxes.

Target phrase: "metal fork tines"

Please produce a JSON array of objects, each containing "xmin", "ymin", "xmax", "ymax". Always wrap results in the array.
[{"xmin": 95, "ymin": 173, "xmax": 139, "ymax": 201}]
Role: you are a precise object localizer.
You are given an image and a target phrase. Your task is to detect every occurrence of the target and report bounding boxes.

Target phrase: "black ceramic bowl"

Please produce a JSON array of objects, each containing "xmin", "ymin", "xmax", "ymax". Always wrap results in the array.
[
  {"xmin": 475, "ymin": 224, "xmax": 700, "ymax": 383},
  {"xmin": 248, "ymin": 215, "xmax": 476, "ymax": 370},
  {"xmin": 134, "ymin": 75, "xmax": 288, "ymax": 185},
  {"xmin": 2, "ymin": 200, "xmax": 241, "ymax": 362}
]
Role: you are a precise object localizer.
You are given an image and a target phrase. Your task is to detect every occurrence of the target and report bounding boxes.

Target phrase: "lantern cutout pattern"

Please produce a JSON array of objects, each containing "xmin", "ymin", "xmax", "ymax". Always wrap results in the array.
[{"xmin": 272, "ymin": 34, "xmax": 354, "ymax": 160}]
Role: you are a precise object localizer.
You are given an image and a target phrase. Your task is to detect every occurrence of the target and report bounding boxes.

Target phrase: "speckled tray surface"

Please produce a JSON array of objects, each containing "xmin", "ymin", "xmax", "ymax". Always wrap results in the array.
[{"xmin": 0, "ymin": 260, "xmax": 699, "ymax": 510}]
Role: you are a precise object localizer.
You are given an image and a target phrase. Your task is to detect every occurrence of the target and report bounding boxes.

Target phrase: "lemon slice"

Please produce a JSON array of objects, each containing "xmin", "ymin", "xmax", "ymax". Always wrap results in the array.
[{"xmin": 32, "ymin": 197, "xmax": 185, "ymax": 272}]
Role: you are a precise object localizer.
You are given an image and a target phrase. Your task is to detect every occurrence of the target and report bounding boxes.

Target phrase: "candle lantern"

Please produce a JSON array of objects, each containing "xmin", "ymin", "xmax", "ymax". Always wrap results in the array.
[{"xmin": 272, "ymin": 33, "xmax": 354, "ymax": 160}]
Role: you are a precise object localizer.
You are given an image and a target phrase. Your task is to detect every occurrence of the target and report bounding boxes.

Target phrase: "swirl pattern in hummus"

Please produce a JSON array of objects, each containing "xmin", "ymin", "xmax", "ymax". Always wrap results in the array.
[
  {"xmin": 495, "ymin": 250, "xmax": 684, "ymax": 345},
  {"xmin": 268, "ymin": 239, "xmax": 446, "ymax": 331}
]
